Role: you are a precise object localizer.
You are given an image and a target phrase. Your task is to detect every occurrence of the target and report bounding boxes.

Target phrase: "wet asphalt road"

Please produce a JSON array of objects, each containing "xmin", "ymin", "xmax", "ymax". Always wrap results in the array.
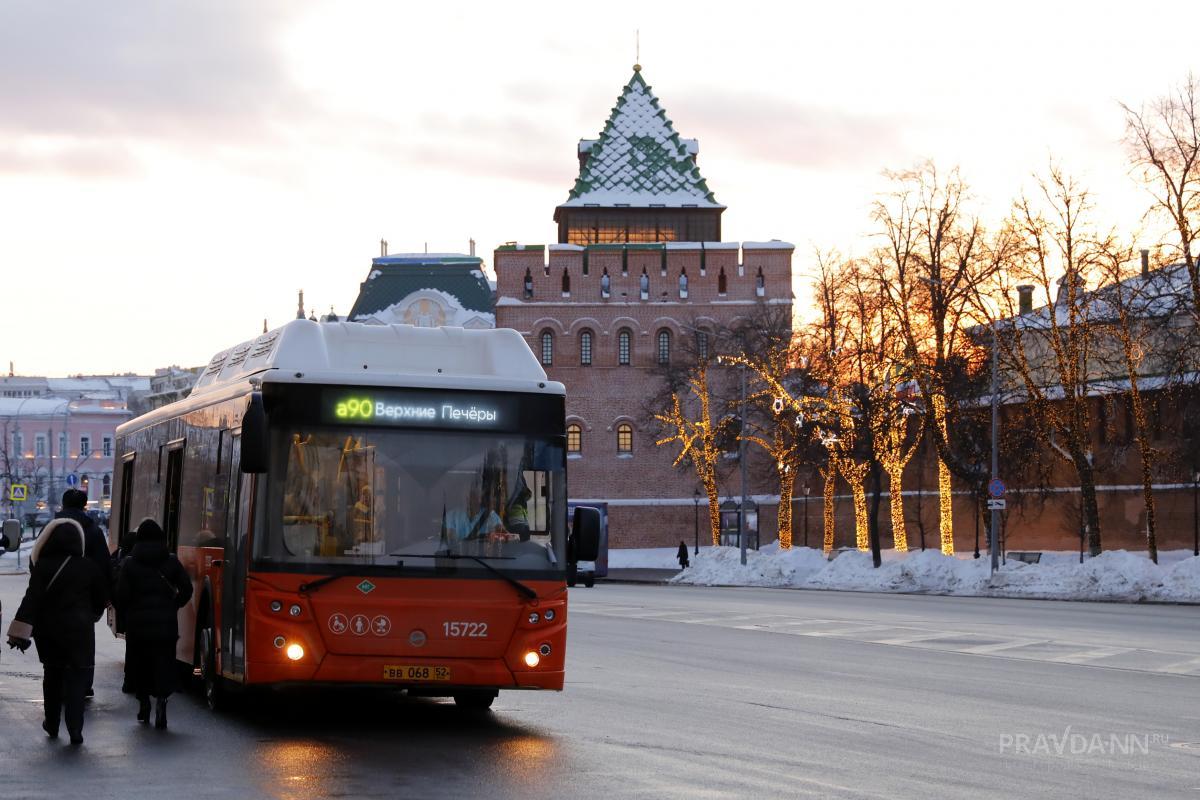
[{"xmin": 1, "ymin": 570, "xmax": 1198, "ymax": 799}]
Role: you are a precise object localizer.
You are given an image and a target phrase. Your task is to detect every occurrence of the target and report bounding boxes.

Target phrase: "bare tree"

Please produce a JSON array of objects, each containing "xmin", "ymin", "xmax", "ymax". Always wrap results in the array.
[
  {"xmin": 1122, "ymin": 74, "xmax": 1200, "ymax": 323},
  {"xmin": 987, "ymin": 166, "xmax": 1105, "ymax": 554},
  {"xmin": 873, "ymin": 162, "xmax": 999, "ymax": 554}
]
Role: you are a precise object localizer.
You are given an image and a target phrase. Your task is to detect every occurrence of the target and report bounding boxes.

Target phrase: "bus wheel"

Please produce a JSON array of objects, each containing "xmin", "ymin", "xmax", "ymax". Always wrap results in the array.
[
  {"xmin": 584, "ymin": 572, "xmax": 595, "ymax": 588},
  {"xmin": 199, "ymin": 626, "xmax": 224, "ymax": 711},
  {"xmin": 453, "ymin": 691, "xmax": 496, "ymax": 711}
]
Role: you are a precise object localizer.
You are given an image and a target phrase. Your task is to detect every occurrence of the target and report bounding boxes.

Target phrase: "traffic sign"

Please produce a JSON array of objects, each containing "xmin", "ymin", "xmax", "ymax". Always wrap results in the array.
[
  {"xmin": 65, "ymin": 473, "xmax": 79, "ymax": 488},
  {"xmin": 8, "ymin": 484, "xmax": 27, "ymax": 502},
  {"xmin": 987, "ymin": 498, "xmax": 1007, "ymax": 511},
  {"xmin": 987, "ymin": 478, "xmax": 1006, "ymax": 499}
]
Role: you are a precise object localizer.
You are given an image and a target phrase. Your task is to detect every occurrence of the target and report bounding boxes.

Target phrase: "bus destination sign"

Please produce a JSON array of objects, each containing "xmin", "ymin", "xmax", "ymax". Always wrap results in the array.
[{"xmin": 324, "ymin": 390, "xmax": 513, "ymax": 430}]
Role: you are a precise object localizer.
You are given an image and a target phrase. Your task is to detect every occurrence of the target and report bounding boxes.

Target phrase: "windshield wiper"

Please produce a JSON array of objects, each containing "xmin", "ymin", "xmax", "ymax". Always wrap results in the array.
[
  {"xmin": 298, "ymin": 571, "xmax": 355, "ymax": 595},
  {"xmin": 401, "ymin": 553, "xmax": 538, "ymax": 601}
]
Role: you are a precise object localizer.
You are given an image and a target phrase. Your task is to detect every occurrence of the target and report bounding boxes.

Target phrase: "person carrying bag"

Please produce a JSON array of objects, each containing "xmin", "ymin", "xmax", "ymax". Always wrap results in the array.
[{"xmin": 6, "ymin": 518, "xmax": 109, "ymax": 745}]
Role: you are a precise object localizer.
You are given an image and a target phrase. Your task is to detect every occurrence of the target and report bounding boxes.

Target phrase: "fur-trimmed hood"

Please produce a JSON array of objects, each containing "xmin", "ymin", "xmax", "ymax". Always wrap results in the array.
[{"xmin": 30, "ymin": 517, "xmax": 85, "ymax": 565}]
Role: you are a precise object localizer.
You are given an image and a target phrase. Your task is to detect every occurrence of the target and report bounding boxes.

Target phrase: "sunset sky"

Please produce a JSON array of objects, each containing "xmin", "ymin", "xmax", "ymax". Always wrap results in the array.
[{"xmin": 0, "ymin": 0, "xmax": 1194, "ymax": 376}]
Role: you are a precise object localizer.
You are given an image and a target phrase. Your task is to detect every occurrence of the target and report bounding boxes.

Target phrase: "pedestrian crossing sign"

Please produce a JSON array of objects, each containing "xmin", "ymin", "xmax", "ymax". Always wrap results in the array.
[{"xmin": 8, "ymin": 484, "xmax": 27, "ymax": 502}]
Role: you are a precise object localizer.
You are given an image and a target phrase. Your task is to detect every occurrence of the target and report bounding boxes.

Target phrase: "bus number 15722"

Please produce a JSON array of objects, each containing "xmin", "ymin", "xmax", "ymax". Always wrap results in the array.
[{"xmin": 443, "ymin": 621, "xmax": 488, "ymax": 638}]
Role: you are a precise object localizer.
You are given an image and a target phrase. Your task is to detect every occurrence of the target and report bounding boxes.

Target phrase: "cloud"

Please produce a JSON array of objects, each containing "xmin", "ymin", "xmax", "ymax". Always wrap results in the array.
[
  {"xmin": 0, "ymin": 140, "xmax": 139, "ymax": 178},
  {"xmin": 670, "ymin": 89, "xmax": 910, "ymax": 169},
  {"xmin": 0, "ymin": 2, "xmax": 305, "ymax": 148}
]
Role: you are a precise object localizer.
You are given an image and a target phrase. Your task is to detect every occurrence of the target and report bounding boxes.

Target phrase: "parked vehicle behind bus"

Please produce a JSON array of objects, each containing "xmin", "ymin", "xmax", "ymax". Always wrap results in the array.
[{"xmin": 109, "ymin": 320, "xmax": 599, "ymax": 709}]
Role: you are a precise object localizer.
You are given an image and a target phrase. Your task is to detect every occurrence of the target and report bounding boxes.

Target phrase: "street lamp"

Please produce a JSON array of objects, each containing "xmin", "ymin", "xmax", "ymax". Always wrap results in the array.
[
  {"xmin": 693, "ymin": 488, "xmax": 701, "ymax": 555},
  {"xmin": 737, "ymin": 364, "xmax": 748, "ymax": 566},
  {"xmin": 1193, "ymin": 470, "xmax": 1199, "ymax": 558},
  {"xmin": 803, "ymin": 484, "xmax": 810, "ymax": 549}
]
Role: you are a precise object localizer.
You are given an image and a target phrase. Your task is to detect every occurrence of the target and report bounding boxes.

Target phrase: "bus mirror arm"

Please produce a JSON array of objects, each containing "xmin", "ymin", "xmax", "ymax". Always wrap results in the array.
[
  {"xmin": 569, "ymin": 507, "xmax": 601, "ymax": 564},
  {"xmin": 241, "ymin": 392, "xmax": 270, "ymax": 474}
]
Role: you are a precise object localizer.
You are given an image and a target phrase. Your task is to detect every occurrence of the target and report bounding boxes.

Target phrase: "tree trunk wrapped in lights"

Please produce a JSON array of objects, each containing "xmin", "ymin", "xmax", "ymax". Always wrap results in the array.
[
  {"xmin": 870, "ymin": 390, "xmax": 921, "ymax": 552},
  {"xmin": 931, "ymin": 392, "xmax": 955, "ymax": 555},
  {"xmin": 654, "ymin": 366, "xmax": 725, "ymax": 546},
  {"xmin": 821, "ymin": 457, "xmax": 838, "ymax": 554},
  {"xmin": 743, "ymin": 423, "xmax": 802, "ymax": 549}
]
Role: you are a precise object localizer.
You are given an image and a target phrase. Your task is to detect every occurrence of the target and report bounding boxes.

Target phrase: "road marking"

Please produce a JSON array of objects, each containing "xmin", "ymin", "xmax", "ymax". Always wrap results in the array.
[
  {"xmin": 1160, "ymin": 658, "xmax": 1200, "ymax": 675},
  {"xmin": 574, "ymin": 602, "xmax": 1200, "ymax": 677},
  {"xmin": 1049, "ymin": 646, "xmax": 1133, "ymax": 664}
]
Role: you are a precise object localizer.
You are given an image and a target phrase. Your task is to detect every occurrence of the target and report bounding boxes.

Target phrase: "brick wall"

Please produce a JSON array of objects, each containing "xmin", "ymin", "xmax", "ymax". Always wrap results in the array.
[{"xmin": 496, "ymin": 242, "xmax": 794, "ymax": 549}]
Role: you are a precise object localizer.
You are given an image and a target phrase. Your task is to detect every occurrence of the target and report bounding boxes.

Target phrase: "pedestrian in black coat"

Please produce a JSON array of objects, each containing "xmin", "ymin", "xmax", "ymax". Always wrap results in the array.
[
  {"xmin": 56, "ymin": 488, "xmax": 111, "ymax": 698},
  {"xmin": 6, "ymin": 518, "xmax": 109, "ymax": 745},
  {"xmin": 115, "ymin": 518, "xmax": 192, "ymax": 729},
  {"xmin": 57, "ymin": 489, "xmax": 111, "ymax": 578}
]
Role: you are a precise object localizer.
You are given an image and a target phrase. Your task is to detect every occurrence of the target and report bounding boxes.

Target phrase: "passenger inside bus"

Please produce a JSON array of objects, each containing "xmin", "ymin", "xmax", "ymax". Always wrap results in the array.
[{"xmin": 268, "ymin": 428, "xmax": 562, "ymax": 570}]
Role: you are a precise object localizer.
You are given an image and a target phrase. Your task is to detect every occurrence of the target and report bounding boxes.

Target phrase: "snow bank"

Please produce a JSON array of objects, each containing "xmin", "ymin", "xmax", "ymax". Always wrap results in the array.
[{"xmin": 667, "ymin": 543, "xmax": 1200, "ymax": 603}]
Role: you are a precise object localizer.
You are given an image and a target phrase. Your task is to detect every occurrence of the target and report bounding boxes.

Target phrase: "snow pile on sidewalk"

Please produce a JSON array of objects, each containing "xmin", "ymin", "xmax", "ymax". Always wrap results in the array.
[{"xmin": 670, "ymin": 542, "xmax": 1200, "ymax": 603}]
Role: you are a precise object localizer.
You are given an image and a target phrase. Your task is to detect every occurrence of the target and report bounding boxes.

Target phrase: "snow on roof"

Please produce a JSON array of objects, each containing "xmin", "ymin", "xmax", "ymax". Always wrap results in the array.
[
  {"xmin": 374, "ymin": 253, "xmax": 480, "ymax": 265},
  {"xmin": 188, "ymin": 319, "xmax": 553, "ymax": 399},
  {"xmin": 548, "ymin": 243, "xmax": 586, "ymax": 252},
  {"xmin": 0, "ymin": 397, "xmax": 71, "ymax": 416},
  {"xmin": 560, "ymin": 69, "xmax": 723, "ymax": 210},
  {"xmin": 743, "ymin": 240, "xmax": 796, "ymax": 250},
  {"xmin": 1004, "ymin": 263, "xmax": 1192, "ymax": 330}
]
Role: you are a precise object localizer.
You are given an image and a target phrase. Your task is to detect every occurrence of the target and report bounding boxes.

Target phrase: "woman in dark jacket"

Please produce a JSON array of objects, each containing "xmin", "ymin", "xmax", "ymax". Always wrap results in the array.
[
  {"xmin": 115, "ymin": 518, "xmax": 193, "ymax": 729},
  {"xmin": 6, "ymin": 518, "xmax": 109, "ymax": 745}
]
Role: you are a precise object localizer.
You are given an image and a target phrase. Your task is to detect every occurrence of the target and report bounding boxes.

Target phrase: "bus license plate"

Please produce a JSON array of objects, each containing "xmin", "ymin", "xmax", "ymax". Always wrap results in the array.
[{"xmin": 383, "ymin": 665, "xmax": 451, "ymax": 682}]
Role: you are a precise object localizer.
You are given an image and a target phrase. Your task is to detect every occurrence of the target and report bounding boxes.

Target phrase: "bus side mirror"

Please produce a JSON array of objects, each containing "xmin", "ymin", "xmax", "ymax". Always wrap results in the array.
[
  {"xmin": 2, "ymin": 519, "xmax": 20, "ymax": 553},
  {"xmin": 241, "ymin": 392, "xmax": 269, "ymax": 474},
  {"xmin": 570, "ymin": 506, "xmax": 601, "ymax": 563}
]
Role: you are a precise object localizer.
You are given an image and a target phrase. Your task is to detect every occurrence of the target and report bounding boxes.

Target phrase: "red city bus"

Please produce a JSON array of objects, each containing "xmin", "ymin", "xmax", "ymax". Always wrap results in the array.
[{"xmin": 110, "ymin": 320, "xmax": 599, "ymax": 709}]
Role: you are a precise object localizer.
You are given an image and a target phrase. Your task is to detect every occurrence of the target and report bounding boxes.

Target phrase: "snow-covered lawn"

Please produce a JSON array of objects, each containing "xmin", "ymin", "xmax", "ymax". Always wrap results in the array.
[{"xmin": 660, "ymin": 543, "xmax": 1200, "ymax": 603}]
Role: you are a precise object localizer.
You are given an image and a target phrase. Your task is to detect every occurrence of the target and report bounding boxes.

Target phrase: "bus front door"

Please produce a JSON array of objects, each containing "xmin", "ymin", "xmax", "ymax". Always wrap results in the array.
[{"xmin": 221, "ymin": 434, "xmax": 252, "ymax": 679}]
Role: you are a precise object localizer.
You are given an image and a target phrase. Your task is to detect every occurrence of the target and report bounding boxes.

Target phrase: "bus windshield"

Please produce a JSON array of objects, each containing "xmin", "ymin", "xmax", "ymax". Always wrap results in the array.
[{"xmin": 256, "ymin": 426, "xmax": 566, "ymax": 575}]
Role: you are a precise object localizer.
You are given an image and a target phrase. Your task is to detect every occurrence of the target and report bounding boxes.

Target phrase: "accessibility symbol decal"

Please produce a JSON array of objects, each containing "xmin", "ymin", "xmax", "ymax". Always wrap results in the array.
[
  {"xmin": 350, "ymin": 614, "xmax": 370, "ymax": 636},
  {"xmin": 372, "ymin": 615, "xmax": 391, "ymax": 637},
  {"xmin": 328, "ymin": 613, "xmax": 348, "ymax": 635}
]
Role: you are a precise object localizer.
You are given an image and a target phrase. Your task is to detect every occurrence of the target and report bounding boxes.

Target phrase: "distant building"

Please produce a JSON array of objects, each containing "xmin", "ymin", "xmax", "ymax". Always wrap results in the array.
[
  {"xmin": 144, "ymin": 366, "xmax": 205, "ymax": 411},
  {"xmin": 494, "ymin": 66, "xmax": 794, "ymax": 549},
  {"xmin": 0, "ymin": 397, "xmax": 132, "ymax": 513},
  {"xmin": 348, "ymin": 253, "xmax": 495, "ymax": 329}
]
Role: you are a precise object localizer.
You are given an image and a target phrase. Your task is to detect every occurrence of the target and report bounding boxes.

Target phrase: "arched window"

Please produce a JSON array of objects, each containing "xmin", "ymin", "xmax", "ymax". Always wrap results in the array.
[
  {"xmin": 600, "ymin": 270, "xmax": 611, "ymax": 298},
  {"xmin": 523, "ymin": 269, "xmax": 533, "ymax": 299},
  {"xmin": 562, "ymin": 268, "xmax": 571, "ymax": 296},
  {"xmin": 618, "ymin": 329, "xmax": 631, "ymax": 366},
  {"xmin": 616, "ymin": 423, "xmax": 633, "ymax": 453},
  {"xmin": 657, "ymin": 329, "xmax": 671, "ymax": 365},
  {"xmin": 696, "ymin": 330, "xmax": 709, "ymax": 360},
  {"xmin": 756, "ymin": 267, "xmax": 765, "ymax": 297},
  {"xmin": 639, "ymin": 269, "xmax": 649, "ymax": 300},
  {"xmin": 718, "ymin": 267, "xmax": 727, "ymax": 295},
  {"xmin": 102, "ymin": 473, "xmax": 112, "ymax": 499},
  {"xmin": 540, "ymin": 330, "xmax": 553, "ymax": 366},
  {"xmin": 567, "ymin": 423, "xmax": 582, "ymax": 454},
  {"xmin": 679, "ymin": 269, "xmax": 688, "ymax": 299},
  {"xmin": 580, "ymin": 331, "xmax": 593, "ymax": 366}
]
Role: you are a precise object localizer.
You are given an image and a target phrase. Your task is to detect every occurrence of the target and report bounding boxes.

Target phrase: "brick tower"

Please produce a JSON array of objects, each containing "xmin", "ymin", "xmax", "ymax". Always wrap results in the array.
[{"xmin": 494, "ymin": 67, "xmax": 794, "ymax": 549}]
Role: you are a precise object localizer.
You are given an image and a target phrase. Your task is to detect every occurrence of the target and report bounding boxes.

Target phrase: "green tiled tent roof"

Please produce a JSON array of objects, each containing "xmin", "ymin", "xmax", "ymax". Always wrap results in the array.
[
  {"xmin": 348, "ymin": 255, "xmax": 494, "ymax": 322},
  {"xmin": 559, "ymin": 69, "xmax": 723, "ymax": 210}
]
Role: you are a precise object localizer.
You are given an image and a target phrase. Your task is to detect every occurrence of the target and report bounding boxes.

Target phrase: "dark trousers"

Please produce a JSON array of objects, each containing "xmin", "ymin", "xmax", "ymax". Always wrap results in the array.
[
  {"xmin": 43, "ymin": 664, "xmax": 89, "ymax": 734},
  {"xmin": 126, "ymin": 638, "xmax": 176, "ymax": 700}
]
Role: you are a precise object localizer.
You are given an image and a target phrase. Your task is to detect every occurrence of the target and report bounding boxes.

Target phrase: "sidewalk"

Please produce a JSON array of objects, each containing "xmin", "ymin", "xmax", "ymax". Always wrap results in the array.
[{"xmin": 603, "ymin": 568, "xmax": 681, "ymax": 584}]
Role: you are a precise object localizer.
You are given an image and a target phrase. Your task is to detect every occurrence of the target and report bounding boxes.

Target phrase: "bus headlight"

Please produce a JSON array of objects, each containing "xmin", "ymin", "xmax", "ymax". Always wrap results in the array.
[
  {"xmin": 523, "ymin": 650, "xmax": 540, "ymax": 668},
  {"xmin": 286, "ymin": 643, "xmax": 305, "ymax": 661}
]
